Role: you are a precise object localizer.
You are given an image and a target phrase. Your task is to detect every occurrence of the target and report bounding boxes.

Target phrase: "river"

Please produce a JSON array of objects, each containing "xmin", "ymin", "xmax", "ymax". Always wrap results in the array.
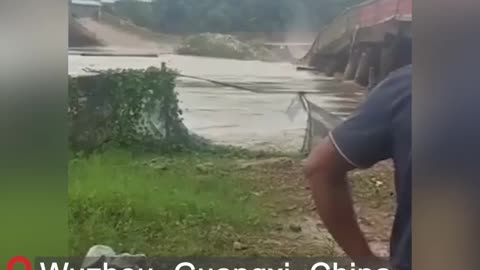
[{"xmin": 69, "ymin": 54, "xmax": 364, "ymax": 152}]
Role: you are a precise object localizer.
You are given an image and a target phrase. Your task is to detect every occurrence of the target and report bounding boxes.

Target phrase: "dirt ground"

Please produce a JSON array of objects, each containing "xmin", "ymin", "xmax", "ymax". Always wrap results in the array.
[{"xmin": 231, "ymin": 157, "xmax": 395, "ymax": 257}]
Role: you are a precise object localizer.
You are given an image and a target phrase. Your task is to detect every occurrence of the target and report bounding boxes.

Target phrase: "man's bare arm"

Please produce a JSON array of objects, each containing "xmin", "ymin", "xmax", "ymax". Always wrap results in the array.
[{"xmin": 304, "ymin": 137, "xmax": 373, "ymax": 259}]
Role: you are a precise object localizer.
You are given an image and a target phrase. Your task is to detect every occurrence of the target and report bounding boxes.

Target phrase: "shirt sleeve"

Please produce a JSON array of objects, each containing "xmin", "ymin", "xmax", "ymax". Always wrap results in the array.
[{"xmin": 329, "ymin": 76, "xmax": 396, "ymax": 169}]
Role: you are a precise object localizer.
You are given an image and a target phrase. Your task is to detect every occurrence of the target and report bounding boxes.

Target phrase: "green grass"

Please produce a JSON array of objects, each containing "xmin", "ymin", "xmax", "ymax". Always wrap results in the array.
[{"xmin": 69, "ymin": 149, "xmax": 266, "ymax": 256}]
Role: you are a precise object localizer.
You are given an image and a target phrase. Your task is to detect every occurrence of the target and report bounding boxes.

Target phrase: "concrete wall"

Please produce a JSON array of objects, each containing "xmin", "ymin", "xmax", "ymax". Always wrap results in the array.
[{"xmin": 71, "ymin": 4, "xmax": 101, "ymax": 19}]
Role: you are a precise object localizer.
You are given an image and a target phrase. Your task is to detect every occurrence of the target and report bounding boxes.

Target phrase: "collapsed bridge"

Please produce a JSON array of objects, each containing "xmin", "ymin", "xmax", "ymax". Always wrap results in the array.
[{"xmin": 301, "ymin": 0, "xmax": 412, "ymax": 88}]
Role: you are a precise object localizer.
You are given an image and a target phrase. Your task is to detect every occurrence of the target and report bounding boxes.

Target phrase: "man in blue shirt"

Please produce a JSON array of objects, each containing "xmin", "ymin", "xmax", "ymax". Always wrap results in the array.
[{"xmin": 304, "ymin": 64, "xmax": 411, "ymax": 270}]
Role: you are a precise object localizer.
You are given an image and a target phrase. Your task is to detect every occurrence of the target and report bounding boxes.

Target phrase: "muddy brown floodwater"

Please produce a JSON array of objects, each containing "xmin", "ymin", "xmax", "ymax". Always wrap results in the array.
[{"xmin": 69, "ymin": 54, "xmax": 365, "ymax": 152}]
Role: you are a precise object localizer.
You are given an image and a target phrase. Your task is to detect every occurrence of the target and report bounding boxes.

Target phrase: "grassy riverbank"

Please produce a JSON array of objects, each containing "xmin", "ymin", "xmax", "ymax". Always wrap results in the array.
[
  {"xmin": 69, "ymin": 148, "xmax": 395, "ymax": 257},
  {"xmin": 69, "ymin": 149, "xmax": 266, "ymax": 256}
]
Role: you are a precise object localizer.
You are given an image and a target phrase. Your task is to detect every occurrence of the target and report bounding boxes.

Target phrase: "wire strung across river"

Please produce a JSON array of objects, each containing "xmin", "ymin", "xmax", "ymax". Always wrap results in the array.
[
  {"xmin": 177, "ymin": 73, "xmax": 331, "ymax": 95},
  {"xmin": 81, "ymin": 67, "xmax": 331, "ymax": 95},
  {"xmin": 178, "ymin": 72, "xmax": 345, "ymax": 153}
]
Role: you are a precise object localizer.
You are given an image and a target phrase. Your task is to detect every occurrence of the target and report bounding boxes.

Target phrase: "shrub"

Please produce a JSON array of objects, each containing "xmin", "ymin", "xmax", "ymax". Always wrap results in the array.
[{"xmin": 69, "ymin": 67, "xmax": 198, "ymax": 153}]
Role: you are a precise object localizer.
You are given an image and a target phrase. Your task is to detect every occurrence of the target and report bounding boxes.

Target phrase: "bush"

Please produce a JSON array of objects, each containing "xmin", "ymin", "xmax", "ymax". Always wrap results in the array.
[{"xmin": 69, "ymin": 67, "xmax": 200, "ymax": 153}]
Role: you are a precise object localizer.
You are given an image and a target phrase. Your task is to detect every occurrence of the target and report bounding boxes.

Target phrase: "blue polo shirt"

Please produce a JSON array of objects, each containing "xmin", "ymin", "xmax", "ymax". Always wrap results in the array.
[{"xmin": 329, "ymin": 65, "xmax": 411, "ymax": 270}]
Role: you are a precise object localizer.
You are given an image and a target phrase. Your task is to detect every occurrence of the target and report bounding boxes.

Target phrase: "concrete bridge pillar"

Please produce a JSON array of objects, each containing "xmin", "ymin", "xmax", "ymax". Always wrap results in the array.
[
  {"xmin": 379, "ymin": 34, "xmax": 396, "ymax": 81},
  {"xmin": 379, "ymin": 46, "xmax": 394, "ymax": 81},
  {"xmin": 378, "ymin": 33, "xmax": 412, "ymax": 81},
  {"xmin": 355, "ymin": 48, "xmax": 372, "ymax": 86},
  {"xmin": 324, "ymin": 58, "xmax": 337, "ymax": 77},
  {"xmin": 344, "ymin": 49, "xmax": 361, "ymax": 80},
  {"xmin": 367, "ymin": 67, "xmax": 376, "ymax": 91}
]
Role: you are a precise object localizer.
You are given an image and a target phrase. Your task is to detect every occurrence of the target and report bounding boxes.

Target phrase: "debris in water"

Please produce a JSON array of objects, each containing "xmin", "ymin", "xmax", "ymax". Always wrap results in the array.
[
  {"xmin": 285, "ymin": 205, "xmax": 298, "ymax": 211},
  {"xmin": 273, "ymin": 223, "xmax": 284, "ymax": 231},
  {"xmin": 233, "ymin": 241, "xmax": 248, "ymax": 250},
  {"xmin": 195, "ymin": 162, "xmax": 214, "ymax": 173},
  {"xmin": 262, "ymin": 239, "xmax": 282, "ymax": 246},
  {"xmin": 289, "ymin": 224, "xmax": 302, "ymax": 232}
]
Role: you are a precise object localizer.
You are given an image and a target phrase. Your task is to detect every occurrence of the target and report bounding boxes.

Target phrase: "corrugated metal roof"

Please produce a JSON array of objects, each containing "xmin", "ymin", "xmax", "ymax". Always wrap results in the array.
[{"xmin": 71, "ymin": 0, "xmax": 102, "ymax": 7}]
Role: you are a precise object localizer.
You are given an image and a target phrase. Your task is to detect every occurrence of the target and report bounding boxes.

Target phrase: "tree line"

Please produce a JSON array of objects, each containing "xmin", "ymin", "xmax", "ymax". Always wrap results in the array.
[{"xmin": 110, "ymin": 0, "xmax": 364, "ymax": 34}]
